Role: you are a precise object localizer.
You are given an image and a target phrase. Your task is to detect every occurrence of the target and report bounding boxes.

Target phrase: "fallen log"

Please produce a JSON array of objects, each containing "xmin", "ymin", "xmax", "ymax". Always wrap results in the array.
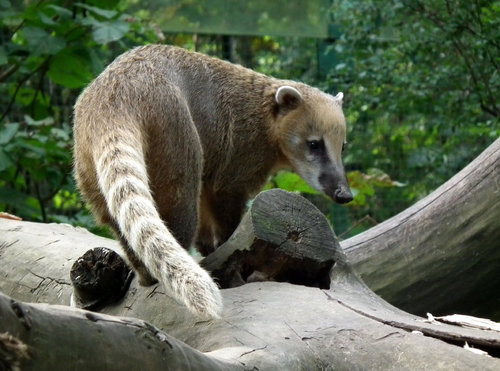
[
  {"xmin": 342, "ymin": 136, "xmax": 500, "ymax": 319},
  {"xmin": 0, "ymin": 292, "xmax": 239, "ymax": 371},
  {"xmin": 1, "ymin": 190, "xmax": 500, "ymax": 369}
]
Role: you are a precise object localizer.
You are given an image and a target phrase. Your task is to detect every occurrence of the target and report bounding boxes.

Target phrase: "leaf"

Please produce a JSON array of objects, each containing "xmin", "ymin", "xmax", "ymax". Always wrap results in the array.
[
  {"xmin": 37, "ymin": 10, "xmax": 57, "ymax": 25},
  {"xmin": 273, "ymin": 171, "xmax": 318, "ymax": 194},
  {"xmin": 0, "ymin": 123, "xmax": 19, "ymax": 144},
  {"xmin": 46, "ymin": 5, "xmax": 73, "ymax": 19},
  {"xmin": 17, "ymin": 140, "xmax": 47, "ymax": 158},
  {"xmin": 0, "ymin": 187, "xmax": 22, "ymax": 204},
  {"xmin": 92, "ymin": 19, "xmax": 130, "ymax": 44},
  {"xmin": 22, "ymin": 26, "xmax": 66, "ymax": 56},
  {"xmin": 24, "ymin": 116, "xmax": 54, "ymax": 127},
  {"xmin": 366, "ymin": 168, "xmax": 406, "ymax": 187},
  {"xmin": 0, "ymin": 150, "xmax": 14, "ymax": 171},
  {"xmin": 0, "ymin": 46, "xmax": 7, "ymax": 65},
  {"xmin": 86, "ymin": 0, "xmax": 120, "ymax": 9},
  {"xmin": 48, "ymin": 51, "xmax": 93, "ymax": 88},
  {"xmin": 347, "ymin": 171, "xmax": 374, "ymax": 196},
  {"xmin": 75, "ymin": 3, "xmax": 118, "ymax": 19},
  {"xmin": 50, "ymin": 127, "xmax": 70, "ymax": 141}
]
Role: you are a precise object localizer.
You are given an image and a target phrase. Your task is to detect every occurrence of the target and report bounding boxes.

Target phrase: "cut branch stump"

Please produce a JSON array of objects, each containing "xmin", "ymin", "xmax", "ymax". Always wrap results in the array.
[{"xmin": 202, "ymin": 189, "xmax": 344, "ymax": 290}]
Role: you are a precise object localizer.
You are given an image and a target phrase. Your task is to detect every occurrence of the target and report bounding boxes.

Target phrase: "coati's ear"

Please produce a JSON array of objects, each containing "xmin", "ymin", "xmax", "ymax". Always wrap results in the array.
[
  {"xmin": 334, "ymin": 92, "xmax": 344, "ymax": 105},
  {"xmin": 275, "ymin": 86, "xmax": 302, "ymax": 111}
]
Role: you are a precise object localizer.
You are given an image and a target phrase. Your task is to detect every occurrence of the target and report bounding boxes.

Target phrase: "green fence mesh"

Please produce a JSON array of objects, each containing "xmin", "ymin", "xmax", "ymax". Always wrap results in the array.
[{"xmin": 133, "ymin": 0, "xmax": 332, "ymax": 38}]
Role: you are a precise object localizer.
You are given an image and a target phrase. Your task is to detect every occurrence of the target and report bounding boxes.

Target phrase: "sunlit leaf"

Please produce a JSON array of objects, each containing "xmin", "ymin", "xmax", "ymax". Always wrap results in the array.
[{"xmin": 273, "ymin": 171, "xmax": 318, "ymax": 194}]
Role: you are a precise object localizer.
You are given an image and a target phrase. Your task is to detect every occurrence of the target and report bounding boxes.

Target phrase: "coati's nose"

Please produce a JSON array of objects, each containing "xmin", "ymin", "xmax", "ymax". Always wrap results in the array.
[{"xmin": 334, "ymin": 187, "xmax": 353, "ymax": 204}]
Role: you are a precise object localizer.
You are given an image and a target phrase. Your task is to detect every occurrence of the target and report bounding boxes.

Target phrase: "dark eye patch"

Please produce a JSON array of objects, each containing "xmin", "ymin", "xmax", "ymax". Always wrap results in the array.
[{"xmin": 307, "ymin": 139, "xmax": 325, "ymax": 152}]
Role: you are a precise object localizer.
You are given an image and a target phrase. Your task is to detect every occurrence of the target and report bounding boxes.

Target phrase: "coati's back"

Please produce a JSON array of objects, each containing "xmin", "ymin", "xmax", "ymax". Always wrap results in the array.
[
  {"xmin": 73, "ymin": 45, "xmax": 224, "ymax": 318},
  {"xmin": 76, "ymin": 45, "xmax": 279, "ymax": 194}
]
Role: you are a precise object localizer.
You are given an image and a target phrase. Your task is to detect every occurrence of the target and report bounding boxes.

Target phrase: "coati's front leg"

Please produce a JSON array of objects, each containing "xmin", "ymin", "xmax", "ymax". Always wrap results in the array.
[{"xmin": 197, "ymin": 188, "xmax": 247, "ymax": 256}]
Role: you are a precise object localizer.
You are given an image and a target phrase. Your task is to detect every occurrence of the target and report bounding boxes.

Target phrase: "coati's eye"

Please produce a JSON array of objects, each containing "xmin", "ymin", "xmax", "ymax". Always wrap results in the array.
[{"xmin": 307, "ymin": 139, "xmax": 324, "ymax": 151}]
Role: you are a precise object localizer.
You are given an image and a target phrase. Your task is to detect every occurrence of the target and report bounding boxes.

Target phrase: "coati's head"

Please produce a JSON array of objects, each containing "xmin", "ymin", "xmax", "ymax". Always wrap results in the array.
[{"xmin": 274, "ymin": 85, "xmax": 353, "ymax": 204}]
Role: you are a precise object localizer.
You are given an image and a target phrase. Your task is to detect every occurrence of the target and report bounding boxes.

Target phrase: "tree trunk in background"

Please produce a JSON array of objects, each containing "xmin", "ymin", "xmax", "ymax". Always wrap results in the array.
[{"xmin": 342, "ymin": 136, "xmax": 500, "ymax": 320}]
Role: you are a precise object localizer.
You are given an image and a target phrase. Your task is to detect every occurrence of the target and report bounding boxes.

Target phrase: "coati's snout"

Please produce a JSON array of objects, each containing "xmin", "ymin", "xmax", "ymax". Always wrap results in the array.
[
  {"xmin": 334, "ymin": 186, "xmax": 353, "ymax": 204},
  {"xmin": 319, "ymin": 170, "xmax": 353, "ymax": 204}
]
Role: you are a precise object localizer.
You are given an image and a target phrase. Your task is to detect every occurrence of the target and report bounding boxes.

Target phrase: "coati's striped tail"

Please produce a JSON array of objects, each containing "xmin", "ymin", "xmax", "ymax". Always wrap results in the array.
[{"xmin": 94, "ymin": 129, "xmax": 223, "ymax": 319}]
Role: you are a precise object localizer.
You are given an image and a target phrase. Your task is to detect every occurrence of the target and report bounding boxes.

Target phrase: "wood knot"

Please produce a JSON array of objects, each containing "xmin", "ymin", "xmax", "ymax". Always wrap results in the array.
[{"xmin": 287, "ymin": 230, "xmax": 301, "ymax": 242}]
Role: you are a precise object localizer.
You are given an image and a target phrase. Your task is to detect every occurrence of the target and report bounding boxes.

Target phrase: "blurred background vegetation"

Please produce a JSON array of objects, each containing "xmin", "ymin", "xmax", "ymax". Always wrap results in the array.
[{"xmin": 0, "ymin": 0, "xmax": 499, "ymax": 239}]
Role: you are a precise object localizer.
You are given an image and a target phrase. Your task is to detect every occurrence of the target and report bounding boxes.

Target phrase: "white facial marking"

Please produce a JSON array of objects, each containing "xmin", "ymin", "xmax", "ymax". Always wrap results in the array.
[
  {"xmin": 289, "ymin": 134, "xmax": 302, "ymax": 146},
  {"xmin": 295, "ymin": 159, "xmax": 323, "ymax": 191},
  {"xmin": 307, "ymin": 135, "xmax": 322, "ymax": 142}
]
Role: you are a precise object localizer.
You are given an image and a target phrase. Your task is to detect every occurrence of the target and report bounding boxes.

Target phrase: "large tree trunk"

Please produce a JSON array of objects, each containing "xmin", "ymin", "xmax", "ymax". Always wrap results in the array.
[
  {"xmin": 342, "ymin": 136, "xmax": 500, "ymax": 320},
  {"xmin": 1, "ymin": 185, "xmax": 500, "ymax": 369}
]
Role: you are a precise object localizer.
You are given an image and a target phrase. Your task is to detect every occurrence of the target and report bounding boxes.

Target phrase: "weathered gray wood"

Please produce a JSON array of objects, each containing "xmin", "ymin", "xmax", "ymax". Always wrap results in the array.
[
  {"xmin": 1, "ymin": 200, "xmax": 500, "ymax": 369},
  {"xmin": 342, "ymin": 136, "xmax": 500, "ymax": 319},
  {"xmin": 0, "ymin": 292, "xmax": 241, "ymax": 371},
  {"xmin": 1, "ymin": 276, "xmax": 500, "ymax": 370}
]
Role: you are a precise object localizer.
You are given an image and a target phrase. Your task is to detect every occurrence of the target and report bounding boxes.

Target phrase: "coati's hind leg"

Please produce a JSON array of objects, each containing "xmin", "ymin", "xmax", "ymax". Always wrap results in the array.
[
  {"xmin": 197, "ymin": 189, "xmax": 247, "ymax": 255},
  {"xmin": 146, "ymin": 103, "xmax": 204, "ymax": 253}
]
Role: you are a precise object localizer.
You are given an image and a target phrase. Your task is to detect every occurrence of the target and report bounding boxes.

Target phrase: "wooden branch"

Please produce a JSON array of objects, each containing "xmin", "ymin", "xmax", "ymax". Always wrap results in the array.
[{"xmin": 342, "ymin": 136, "xmax": 500, "ymax": 319}]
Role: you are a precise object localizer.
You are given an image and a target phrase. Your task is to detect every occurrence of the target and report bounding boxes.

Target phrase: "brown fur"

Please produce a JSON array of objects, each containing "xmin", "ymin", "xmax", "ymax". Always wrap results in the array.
[{"xmin": 73, "ymin": 44, "xmax": 351, "ymax": 318}]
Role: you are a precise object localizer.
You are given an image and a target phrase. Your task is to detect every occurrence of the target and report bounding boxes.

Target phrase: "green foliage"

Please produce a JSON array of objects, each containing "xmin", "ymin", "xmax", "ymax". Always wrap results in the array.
[
  {"xmin": 0, "ymin": 117, "xmax": 72, "ymax": 219},
  {"xmin": 326, "ymin": 0, "xmax": 500, "ymax": 222},
  {"xmin": 0, "ymin": 0, "xmax": 162, "ymax": 226},
  {"xmin": 267, "ymin": 171, "xmax": 318, "ymax": 195},
  {"xmin": 347, "ymin": 168, "xmax": 404, "ymax": 207}
]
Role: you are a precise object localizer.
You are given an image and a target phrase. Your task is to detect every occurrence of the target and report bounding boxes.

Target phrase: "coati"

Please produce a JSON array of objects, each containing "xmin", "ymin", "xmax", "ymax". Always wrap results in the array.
[{"xmin": 73, "ymin": 44, "xmax": 353, "ymax": 319}]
